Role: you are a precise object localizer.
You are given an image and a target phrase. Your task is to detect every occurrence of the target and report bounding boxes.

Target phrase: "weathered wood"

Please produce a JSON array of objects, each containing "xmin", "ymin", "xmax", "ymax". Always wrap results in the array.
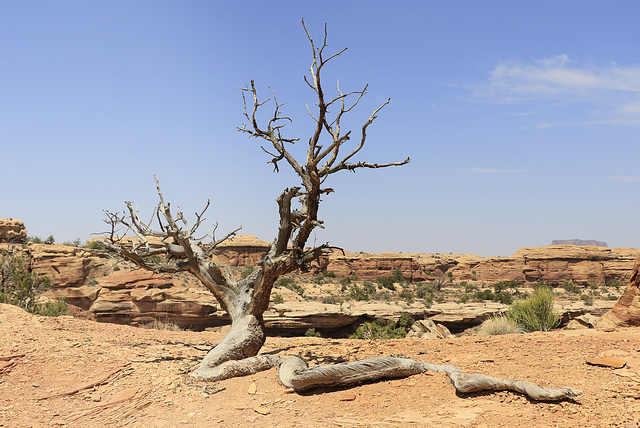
[
  {"xmin": 276, "ymin": 356, "xmax": 581, "ymax": 402},
  {"xmin": 192, "ymin": 355, "xmax": 282, "ymax": 382}
]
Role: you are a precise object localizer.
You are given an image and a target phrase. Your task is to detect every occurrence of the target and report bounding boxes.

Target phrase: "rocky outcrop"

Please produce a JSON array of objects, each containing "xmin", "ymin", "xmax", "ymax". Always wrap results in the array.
[
  {"xmin": 552, "ymin": 239, "xmax": 608, "ymax": 247},
  {"xmin": 597, "ymin": 253, "xmax": 640, "ymax": 329},
  {"xmin": 318, "ymin": 245, "xmax": 638, "ymax": 288},
  {"xmin": 1, "ymin": 228, "xmax": 633, "ymax": 333},
  {"xmin": 0, "ymin": 219, "xmax": 26, "ymax": 242}
]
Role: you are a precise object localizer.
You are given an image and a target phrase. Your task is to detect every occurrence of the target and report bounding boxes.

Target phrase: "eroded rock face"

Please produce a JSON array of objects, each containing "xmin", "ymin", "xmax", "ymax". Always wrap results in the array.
[
  {"xmin": 3, "ymin": 231, "xmax": 634, "ymax": 332},
  {"xmin": 318, "ymin": 245, "xmax": 637, "ymax": 287},
  {"xmin": 597, "ymin": 253, "xmax": 640, "ymax": 329},
  {"xmin": 0, "ymin": 219, "xmax": 26, "ymax": 242}
]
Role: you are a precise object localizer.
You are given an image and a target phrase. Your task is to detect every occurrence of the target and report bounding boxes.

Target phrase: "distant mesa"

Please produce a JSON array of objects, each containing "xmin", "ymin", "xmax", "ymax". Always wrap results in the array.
[{"xmin": 552, "ymin": 239, "xmax": 608, "ymax": 248}]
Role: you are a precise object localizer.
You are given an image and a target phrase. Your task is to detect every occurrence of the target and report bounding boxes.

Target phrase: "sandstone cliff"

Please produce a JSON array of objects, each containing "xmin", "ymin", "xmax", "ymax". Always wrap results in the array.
[{"xmin": 1, "ymin": 228, "xmax": 635, "ymax": 333}]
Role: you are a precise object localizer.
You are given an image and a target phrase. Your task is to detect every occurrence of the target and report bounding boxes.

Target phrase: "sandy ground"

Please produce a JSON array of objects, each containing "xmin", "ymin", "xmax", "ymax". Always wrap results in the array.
[{"xmin": 1, "ymin": 303, "xmax": 639, "ymax": 428}]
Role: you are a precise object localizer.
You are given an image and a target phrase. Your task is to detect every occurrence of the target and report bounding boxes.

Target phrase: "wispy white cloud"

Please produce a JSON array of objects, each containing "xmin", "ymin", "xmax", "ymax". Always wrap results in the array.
[
  {"xmin": 609, "ymin": 175, "xmax": 640, "ymax": 182},
  {"xmin": 471, "ymin": 168, "xmax": 524, "ymax": 174},
  {"xmin": 475, "ymin": 55, "xmax": 640, "ymax": 126}
]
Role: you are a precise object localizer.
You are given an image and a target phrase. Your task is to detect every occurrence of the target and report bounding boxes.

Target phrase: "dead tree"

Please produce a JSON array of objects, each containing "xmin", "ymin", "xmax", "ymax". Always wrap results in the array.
[
  {"xmin": 102, "ymin": 20, "xmax": 408, "ymax": 378},
  {"xmin": 101, "ymin": 20, "xmax": 580, "ymax": 401}
]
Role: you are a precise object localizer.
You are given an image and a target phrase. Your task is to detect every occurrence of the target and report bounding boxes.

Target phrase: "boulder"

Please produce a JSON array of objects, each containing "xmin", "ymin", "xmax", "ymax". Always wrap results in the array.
[{"xmin": 406, "ymin": 318, "xmax": 454, "ymax": 339}]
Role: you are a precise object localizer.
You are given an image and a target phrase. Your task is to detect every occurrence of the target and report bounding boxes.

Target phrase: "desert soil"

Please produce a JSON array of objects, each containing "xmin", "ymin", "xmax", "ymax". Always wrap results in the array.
[{"xmin": 1, "ymin": 303, "xmax": 639, "ymax": 428}]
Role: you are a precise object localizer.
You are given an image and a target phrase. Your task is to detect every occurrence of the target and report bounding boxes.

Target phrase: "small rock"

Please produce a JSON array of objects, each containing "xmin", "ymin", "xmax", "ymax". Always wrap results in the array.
[
  {"xmin": 586, "ymin": 357, "xmax": 627, "ymax": 369},
  {"xmin": 31, "ymin": 383, "xmax": 40, "ymax": 387},
  {"xmin": 340, "ymin": 393, "xmax": 357, "ymax": 401},
  {"xmin": 254, "ymin": 407, "xmax": 270, "ymax": 415},
  {"xmin": 248, "ymin": 382, "xmax": 257, "ymax": 395}
]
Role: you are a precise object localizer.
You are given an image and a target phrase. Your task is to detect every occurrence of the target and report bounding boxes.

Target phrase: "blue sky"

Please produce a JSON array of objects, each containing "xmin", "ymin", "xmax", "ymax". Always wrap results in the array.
[{"xmin": 2, "ymin": 1, "xmax": 639, "ymax": 256}]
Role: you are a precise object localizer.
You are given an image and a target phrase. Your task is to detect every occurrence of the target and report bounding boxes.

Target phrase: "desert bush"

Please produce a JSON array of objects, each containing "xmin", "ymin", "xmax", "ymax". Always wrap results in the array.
[
  {"xmin": 423, "ymin": 295, "xmax": 433, "ymax": 308},
  {"xmin": 84, "ymin": 241, "xmax": 106, "ymax": 250},
  {"xmin": 142, "ymin": 319, "xmax": 182, "ymax": 331},
  {"xmin": 580, "ymin": 294, "xmax": 594, "ymax": 306},
  {"xmin": 415, "ymin": 282, "xmax": 434, "ymax": 298},
  {"xmin": 562, "ymin": 281, "xmax": 581, "ymax": 294},
  {"xmin": 606, "ymin": 279, "xmax": 621, "ymax": 289},
  {"xmin": 350, "ymin": 319, "xmax": 407, "ymax": 339},
  {"xmin": 479, "ymin": 315, "xmax": 520, "ymax": 335},
  {"xmin": 304, "ymin": 328, "xmax": 321, "ymax": 337},
  {"xmin": 272, "ymin": 293, "xmax": 284, "ymax": 304},
  {"xmin": 432, "ymin": 273, "xmax": 447, "ymax": 291},
  {"xmin": 473, "ymin": 288, "xmax": 513, "ymax": 305},
  {"xmin": 506, "ymin": 286, "xmax": 559, "ymax": 332},
  {"xmin": 321, "ymin": 295, "xmax": 343, "ymax": 305},
  {"xmin": 240, "ymin": 265, "xmax": 255, "ymax": 279},
  {"xmin": 44, "ymin": 235, "xmax": 55, "ymax": 245},
  {"xmin": 349, "ymin": 281, "xmax": 376, "ymax": 301},
  {"xmin": 31, "ymin": 298, "xmax": 68, "ymax": 317},
  {"xmin": 458, "ymin": 294, "xmax": 471, "ymax": 303},
  {"xmin": 398, "ymin": 289, "xmax": 414, "ymax": 304},
  {"xmin": 396, "ymin": 313, "xmax": 414, "ymax": 329},
  {"xmin": 275, "ymin": 277, "xmax": 305, "ymax": 297},
  {"xmin": 0, "ymin": 250, "xmax": 66, "ymax": 316}
]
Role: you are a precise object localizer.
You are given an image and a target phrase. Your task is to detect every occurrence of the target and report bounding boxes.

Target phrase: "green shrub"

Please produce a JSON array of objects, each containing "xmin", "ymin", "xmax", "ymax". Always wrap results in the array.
[
  {"xmin": 396, "ymin": 313, "xmax": 414, "ymax": 329},
  {"xmin": 0, "ymin": 250, "xmax": 65, "ymax": 316},
  {"xmin": 493, "ymin": 280, "xmax": 518, "ymax": 293},
  {"xmin": 84, "ymin": 241, "xmax": 106, "ymax": 251},
  {"xmin": 350, "ymin": 319, "xmax": 407, "ymax": 339},
  {"xmin": 241, "ymin": 265, "xmax": 255, "ymax": 279},
  {"xmin": 349, "ymin": 282, "xmax": 376, "ymax": 301},
  {"xmin": 415, "ymin": 282, "xmax": 434, "ymax": 298},
  {"xmin": 580, "ymin": 294, "xmax": 594, "ymax": 306},
  {"xmin": 479, "ymin": 315, "xmax": 520, "ymax": 335},
  {"xmin": 562, "ymin": 281, "xmax": 581, "ymax": 294},
  {"xmin": 304, "ymin": 328, "xmax": 321, "ymax": 337},
  {"xmin": 398, "ymin": 290, "xmax": 414, "ymax": 304},
  {"xmin": 272, "ymin": 293, "xmax": 284, "ymax": 304},
  {"xmin": 321, "ymin": 295, "xmax": 343, "ymax": 304},
  {"xmin": 506, "ymin": 286, "xmax": 559, "ymax": 332},
  {"xmin": 44, "ymin": 235, "xmax": 55, "ymax": 245},
  {"xmin": 606, "ymin": 279, "xmax": 621, "ymax": 289},
  {"xmin": 275, "ymin": 277, "xmax": 305, "ymax": 297},
  {"xmin": 31, "ymin": 298, "xmax": 68, "ymax": 317}
]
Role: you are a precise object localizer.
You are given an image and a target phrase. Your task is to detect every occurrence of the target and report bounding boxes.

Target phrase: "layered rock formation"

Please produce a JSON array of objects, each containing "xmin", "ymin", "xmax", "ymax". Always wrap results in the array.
[
  {"xmin": 317, "ymin": 245, "xmax": 637, "ymax": 287},
  {"xmin": 597, "ymin": 253, "xmax": 640, "ymax": 329},
  {"xmin": 0, "ymin": 223, "xmax": 635, "ymax": 332},
  {"xmin": 0, "ymin": 219, "xmax": 26, "ymax": 242}
]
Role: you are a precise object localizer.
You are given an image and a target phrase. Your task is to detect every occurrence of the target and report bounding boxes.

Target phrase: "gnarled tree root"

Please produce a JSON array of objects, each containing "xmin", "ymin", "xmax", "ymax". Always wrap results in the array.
[{"xmin": 191, "ymin": 355, "xmax": 581, "ymax": 402}]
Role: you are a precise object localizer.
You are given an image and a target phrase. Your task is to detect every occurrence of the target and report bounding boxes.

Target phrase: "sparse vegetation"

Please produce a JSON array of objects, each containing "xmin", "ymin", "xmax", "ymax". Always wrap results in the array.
[
  {"xmin": 272, "ymin": 293, "xmax": 284, "ymax": 304},
  {"xmin": 506, "ymin": 286, "xmax": 559, "ymax": 332},
  {"xmin": 142, "ymin": 319, "xmax": 182, "ymax": 331},
  {"xmin": 562, "ymin": 281, "xmax": 581, "ymax": 294},
  {"xmin": 241, "ymin": 265, "xmax": 255, "ymax": 279},
  {"xmin": 0, "ymin": 249, "xmax": 66, "ymax": 316},
  {"xmin": 275, "ymin": 277, "xmax": 305, "ymax": 297},
  {"xmin": 84, "ymin": 241, "xmax": 106, "ymax": 251},
  {"xmin": 305, "ymin": 328, "xmax": 321, "ymax": 337},
  {"xmin": 350, "ymin": 319, "xmax": 407, "ymax": 339},
  {"xmin": 479, "ymin": 315, "xmax": 520, "ymax": 335}
]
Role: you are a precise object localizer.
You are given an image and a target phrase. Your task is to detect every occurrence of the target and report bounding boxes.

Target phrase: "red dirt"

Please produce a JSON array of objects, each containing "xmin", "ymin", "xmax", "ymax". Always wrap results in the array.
[{"xmin": 1, "ymin": 303, "xmax": 639, "ymax": 427}]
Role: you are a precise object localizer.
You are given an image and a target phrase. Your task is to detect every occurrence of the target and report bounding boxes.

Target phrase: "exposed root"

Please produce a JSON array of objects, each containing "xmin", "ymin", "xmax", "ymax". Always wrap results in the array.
[
  {"xmin": 191, "ymin": 354, "xmax": 581, "ymax": 402},
  {"xmin": 191, "ymin": 354, "xmax": 282, "ymax": 382}
]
